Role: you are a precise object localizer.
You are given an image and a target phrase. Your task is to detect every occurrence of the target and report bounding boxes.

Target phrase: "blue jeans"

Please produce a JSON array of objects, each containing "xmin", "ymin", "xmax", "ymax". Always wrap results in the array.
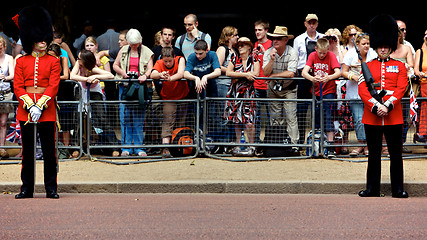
[
  {"xmin": 349, "ymin": 100, "xmax": 366, "ymax": 141},
  {"xmin": 119, "ymin": 84, "xmax": 146, "ymax": 154},
  {"xmin": 315, "ymin": 93, "xmax": 336, "ymax": 132}
]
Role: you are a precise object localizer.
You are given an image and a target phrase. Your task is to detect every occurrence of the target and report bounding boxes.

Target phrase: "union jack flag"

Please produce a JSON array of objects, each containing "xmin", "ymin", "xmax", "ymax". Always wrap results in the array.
[
  {"xmin": 6, "ymin": 114, "xmax": 21, "ymax": 144},
  {"xmin": 409, "ymin": 84, "xmax": 419, "ymax": 127}
]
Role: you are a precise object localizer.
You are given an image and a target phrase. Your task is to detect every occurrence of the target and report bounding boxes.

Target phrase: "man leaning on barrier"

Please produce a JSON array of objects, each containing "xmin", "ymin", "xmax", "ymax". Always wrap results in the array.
[{"xmin": 263, "ymin": 26, "xmax": 299, "ymax": 155}]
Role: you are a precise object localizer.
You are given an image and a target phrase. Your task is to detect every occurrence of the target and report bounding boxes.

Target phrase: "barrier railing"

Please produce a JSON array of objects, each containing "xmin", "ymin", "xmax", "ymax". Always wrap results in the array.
[
  {"xmin": 1, "ymin": 78, "xmax": 426, "ymax": 164},
  {"xmin": 0, "ymin": 80, "xmax": 83, "ymax": 164}
]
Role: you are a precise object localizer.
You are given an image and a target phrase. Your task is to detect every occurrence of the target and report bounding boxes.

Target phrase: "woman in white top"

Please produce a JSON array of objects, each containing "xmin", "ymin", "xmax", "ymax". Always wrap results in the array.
[
  {"xmin": 70, "ymin": 49, "xmax": 120, "ymax": 157},
  {"xmin": 0, "ymin": 36, "xmax": 14, "ymax": 158},
  {"xmin": 342, "ymin": 33, "xmax": 377, "ymax": 156}
]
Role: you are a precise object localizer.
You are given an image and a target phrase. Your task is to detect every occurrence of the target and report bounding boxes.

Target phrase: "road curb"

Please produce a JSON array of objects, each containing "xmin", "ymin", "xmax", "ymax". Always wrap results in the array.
[{"xmin": 2, "ymin": 181, "xmax": 426, "ymax": 196}]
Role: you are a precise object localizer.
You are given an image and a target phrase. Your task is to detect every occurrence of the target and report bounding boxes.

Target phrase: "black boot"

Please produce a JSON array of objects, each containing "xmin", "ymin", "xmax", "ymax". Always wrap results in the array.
[
  {"xmin": 46, "ymin": 191, "xmax": 60, "ymax": 199},
  {"xmin": 15, "ymin": 191, "xmax": 33, "ymax": 199},
  {"xmin": 358, "ymin": 189, "xmax": 380, "ymax": 197},
  {"xmin": 392, "ymin": 190, "xmax": 408, "ymax": 198}
]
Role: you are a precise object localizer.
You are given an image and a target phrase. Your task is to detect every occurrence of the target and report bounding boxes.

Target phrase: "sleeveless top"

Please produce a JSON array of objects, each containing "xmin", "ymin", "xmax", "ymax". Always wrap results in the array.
[
  {"xmin": 0, "ymin": 54, "xmax": 11, "ymax": 91},
  {"xmin": 421, "ymin": 49, "xmax": 427, "ymax": 83},
  {"xmin": 129, "ymin": 57, "xmax": 139, "ymax": 73}
]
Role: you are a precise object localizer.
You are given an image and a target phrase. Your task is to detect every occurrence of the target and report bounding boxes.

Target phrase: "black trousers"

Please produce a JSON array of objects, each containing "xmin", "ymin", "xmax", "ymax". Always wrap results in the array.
[
  {"xmin": 364, "ymin": 124, "xmax": 404, "ymax": 193},
  {"xmin": 19, "ymin": 121, "xmax": 57, "ymax": 193}
]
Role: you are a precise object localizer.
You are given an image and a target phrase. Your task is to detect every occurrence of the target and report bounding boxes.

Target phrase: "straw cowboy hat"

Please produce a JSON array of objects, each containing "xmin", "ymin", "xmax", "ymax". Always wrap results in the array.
[{"xmin": 267, "ymin": 26, "xmax": 294, "ymax": 39}]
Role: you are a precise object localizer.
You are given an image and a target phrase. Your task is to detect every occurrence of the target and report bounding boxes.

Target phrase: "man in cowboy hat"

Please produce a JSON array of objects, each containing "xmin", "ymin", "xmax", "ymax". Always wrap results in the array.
[{"xmin": 263, "ymin": 26, "xmax": 299, "ymax": 155}]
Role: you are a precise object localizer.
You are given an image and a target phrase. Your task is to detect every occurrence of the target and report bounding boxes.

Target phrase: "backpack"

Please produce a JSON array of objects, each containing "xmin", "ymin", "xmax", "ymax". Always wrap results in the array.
[
  {"xmin": 178, "ymin": 32, "xmax": 207, "ymax": 50},
  {"xmin": 169, "ymin": 127, "xmax": 195, "ymax": 157}
]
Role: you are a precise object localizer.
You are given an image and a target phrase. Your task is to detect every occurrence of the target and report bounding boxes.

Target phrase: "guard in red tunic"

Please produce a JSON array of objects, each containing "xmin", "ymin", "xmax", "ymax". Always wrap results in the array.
[
  {"xmin": 358, "ymin": 15, "xmax": 409, "ymax": 198},
  {"xmin": 14, "ymin": 6, "xmax": 60, "ymax": 199}
]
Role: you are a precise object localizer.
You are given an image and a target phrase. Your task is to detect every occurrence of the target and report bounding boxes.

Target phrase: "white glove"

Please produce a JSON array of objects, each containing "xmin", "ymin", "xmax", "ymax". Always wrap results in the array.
[{"xmin": 29, "ymin": 106, "xmax": 42, "ymax": 122}]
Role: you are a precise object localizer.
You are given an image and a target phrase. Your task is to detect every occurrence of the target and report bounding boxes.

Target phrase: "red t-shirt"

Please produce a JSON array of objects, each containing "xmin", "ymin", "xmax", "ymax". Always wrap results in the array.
[
  {"xmin": 152, "ymin": 56, "xmax": 189, "ymax": 100},
  {"xmin": 305, "ymin": 51, "xmax": 341, "ymax": 96},
  {"xmin": 254, "ymin": 39, "xmax": 272, "ymax": 90}
]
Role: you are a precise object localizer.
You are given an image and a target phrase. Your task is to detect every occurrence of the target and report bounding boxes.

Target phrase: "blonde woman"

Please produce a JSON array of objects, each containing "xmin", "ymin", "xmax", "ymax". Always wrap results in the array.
[
  {"xmin": 85, "ymin": 36, "xmax": 111, "ymax": 72},
  {"xmin": 324, "ymin": 28, "xmax": 345, "ymax": 64},
  {"xmin": 0, "ymin": 36, "xmax": 14, "ymax": 158},
  {"xmin": 342, "ymin": 33, "xmax": 377, "ymax": 156}
]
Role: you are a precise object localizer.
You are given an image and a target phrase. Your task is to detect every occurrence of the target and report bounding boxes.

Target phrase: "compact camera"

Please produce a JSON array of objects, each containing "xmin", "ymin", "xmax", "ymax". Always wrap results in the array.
[
  {"xmin": 127, "ymin": 71, "xmax": 139, "ymax": 79},
  {"xmin": 273, "ymin": 81, "xmax": 283, "ymax": 91}
]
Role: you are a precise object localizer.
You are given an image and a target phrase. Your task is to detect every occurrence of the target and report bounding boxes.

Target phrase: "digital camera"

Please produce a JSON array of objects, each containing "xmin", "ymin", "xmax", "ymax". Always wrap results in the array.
[{"xmin": 127, "ymin": 71, "xmax": 139, "ymax": 79}]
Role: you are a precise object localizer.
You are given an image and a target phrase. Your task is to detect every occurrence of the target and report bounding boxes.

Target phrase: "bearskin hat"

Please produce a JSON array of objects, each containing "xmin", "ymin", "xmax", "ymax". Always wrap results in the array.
[
  {"xmin": 18, "ymin": 5, "xmax": 53, "ymax": 54},
  {"xmin": 368, "ymin": 14, "xmax": 399, "ymax": 52}
]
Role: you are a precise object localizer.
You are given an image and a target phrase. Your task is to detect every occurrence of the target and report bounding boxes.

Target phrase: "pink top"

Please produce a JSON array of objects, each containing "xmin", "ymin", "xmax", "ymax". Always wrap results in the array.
[{"xmin": 129, "ymin": 57, "xmax": 139, "ymax": 73}]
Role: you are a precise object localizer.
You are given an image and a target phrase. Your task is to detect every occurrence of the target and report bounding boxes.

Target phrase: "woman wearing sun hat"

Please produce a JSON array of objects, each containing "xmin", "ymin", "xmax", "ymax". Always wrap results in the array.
[{"xmin": 224, "ymin": 37, "xmax": 260, "ymax": 156}]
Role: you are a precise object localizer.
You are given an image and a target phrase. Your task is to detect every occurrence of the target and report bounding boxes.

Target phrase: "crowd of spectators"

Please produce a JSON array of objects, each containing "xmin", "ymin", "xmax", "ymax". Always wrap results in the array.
[{"xmin": 0, "ymin": 13, "xmax": 426, "ymax": 159}]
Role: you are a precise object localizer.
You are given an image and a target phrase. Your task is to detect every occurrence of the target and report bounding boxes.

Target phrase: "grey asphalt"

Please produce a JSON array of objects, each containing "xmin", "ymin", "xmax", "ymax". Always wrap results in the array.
[{"xmin": 1, "ymin": 194, "xmax": 426, "ymax": 239}]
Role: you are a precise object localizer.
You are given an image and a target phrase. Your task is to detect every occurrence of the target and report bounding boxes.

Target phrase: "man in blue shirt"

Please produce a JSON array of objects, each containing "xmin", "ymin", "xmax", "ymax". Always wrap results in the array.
[
  {"xmin": 184, "ymin": 40, "xmax": 221, "ymax": 96},
  {"xmin": 184, "ymin": 40, "xmax": 221, "ymax": 142}
]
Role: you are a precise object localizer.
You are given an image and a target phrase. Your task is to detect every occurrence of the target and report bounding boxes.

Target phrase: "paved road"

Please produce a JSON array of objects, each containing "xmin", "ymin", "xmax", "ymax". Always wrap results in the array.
[{"xmin": 1, "ymin": 194, "xmax": 426, "ymax": 239}]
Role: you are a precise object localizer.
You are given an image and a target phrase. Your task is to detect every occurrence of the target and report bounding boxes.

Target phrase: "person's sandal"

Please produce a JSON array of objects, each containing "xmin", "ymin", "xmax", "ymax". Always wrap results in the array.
[
  {"xmin": 137, "ymin": 151, "xmax": 147, "ymax": 157},
  {"xmin": 350, "ymin": 147, "xmax": 364, "ymax": 157},
  {"xmin": 112, "ymin": 151, "xmax": 120, "ymax": 157}
]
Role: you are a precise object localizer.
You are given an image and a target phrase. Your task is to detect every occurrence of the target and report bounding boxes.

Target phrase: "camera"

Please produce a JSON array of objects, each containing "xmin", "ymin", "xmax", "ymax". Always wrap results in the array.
[
  {"xmin": 273, "ymin": 81, "xmax": 282, "ymax": 92},
  {"xmin": 127, "ymin": 71, "xmax": 139, "ymax": 80}
]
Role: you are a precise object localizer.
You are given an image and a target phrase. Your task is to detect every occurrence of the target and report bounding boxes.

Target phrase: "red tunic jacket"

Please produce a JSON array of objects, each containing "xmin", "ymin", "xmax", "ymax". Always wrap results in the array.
[
  {"xmin": 14, "ymin": 52, "xmax": 60, "ymax": 122},
  {"xmin": 358, "ymin": 58, "xmax": 408, "ymax": 126}
]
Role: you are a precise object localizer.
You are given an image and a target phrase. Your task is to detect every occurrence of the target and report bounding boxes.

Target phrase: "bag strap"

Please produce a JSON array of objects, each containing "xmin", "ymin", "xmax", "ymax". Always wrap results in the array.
[{"xmin": 178, "ymin": 34, "xmax": 185, "ymax": 50}]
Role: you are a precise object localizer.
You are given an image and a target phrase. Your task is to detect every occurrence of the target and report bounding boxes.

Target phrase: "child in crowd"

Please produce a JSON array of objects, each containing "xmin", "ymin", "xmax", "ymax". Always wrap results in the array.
[
  {"xmin": 184, "ymin": 39, "xmax": 221, "ymax": 136},
  {"xmin": 150, "ymin": 47, "xmax": 188, "ymax": 158},
  {"xmin": 70, "ymin": 49, "xmax": 120, "ymax": 157},
  {"xmin": 184, "ymin": 39, "xmax": 221, "ymax": 96},
  {"xmin": 301, "ymin": 38, "xmax": 341, "ymax": 157}
]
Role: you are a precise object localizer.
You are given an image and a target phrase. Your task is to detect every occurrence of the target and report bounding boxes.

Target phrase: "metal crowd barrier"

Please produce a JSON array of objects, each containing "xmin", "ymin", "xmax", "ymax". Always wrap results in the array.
[
  {"xmin": 0, "ymin": 80, "xmax": 83, "ymax": 165},
  {"xmin": 1, "ymin": 78, "xmax": 426, "ymax": 165},
  {"xmin": 202, "ymin": 76, "xmax": 427, "ymax": 162}
]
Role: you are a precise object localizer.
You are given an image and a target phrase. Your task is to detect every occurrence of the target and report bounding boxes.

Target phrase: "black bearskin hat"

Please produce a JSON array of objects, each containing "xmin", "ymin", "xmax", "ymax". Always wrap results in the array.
[
  {"xmin": 368, "ymin": 14, "xmax": 399, "ymax": 52},
  {"xmin": 18, "ymin": 5, "xmax": 53, "ymax": 54}
]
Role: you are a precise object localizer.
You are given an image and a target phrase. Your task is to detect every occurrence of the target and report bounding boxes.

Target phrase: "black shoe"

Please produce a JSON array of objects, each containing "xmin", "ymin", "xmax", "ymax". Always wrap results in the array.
[
  {"xmin": 327, "ymin": 149, "xmax": 336, "ymax": 158},
  {"xmin": 15, "ymin": 191, "xmax": 33, "ymax": 199},
  {"xmin": 402, "ymin": 146, "xmax": 412, "ymax": 153},
  {"xmin": 46, "ymin": 191, "xmax": 60, "ymax": 199},
  {"xmin": 291, "ymin": 147, "xmax": 300, "ymax": 156},
  {"xmin": 358, "ymin": 189, "xmax": 380, "ymax": 197},
  {"xmin": 413, "ymin": 133, "xmax": 427, "ymax": 143},
  {"xmin": 392, "ymin": 191, "xmax": 408, "ymax": 198}
]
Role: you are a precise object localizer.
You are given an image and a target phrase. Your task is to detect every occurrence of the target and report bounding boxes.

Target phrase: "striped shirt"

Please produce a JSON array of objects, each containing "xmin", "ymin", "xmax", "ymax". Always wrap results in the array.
[{"xmin": 174, "ymin": 31, "xmax": 212, "ymax": 59}]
